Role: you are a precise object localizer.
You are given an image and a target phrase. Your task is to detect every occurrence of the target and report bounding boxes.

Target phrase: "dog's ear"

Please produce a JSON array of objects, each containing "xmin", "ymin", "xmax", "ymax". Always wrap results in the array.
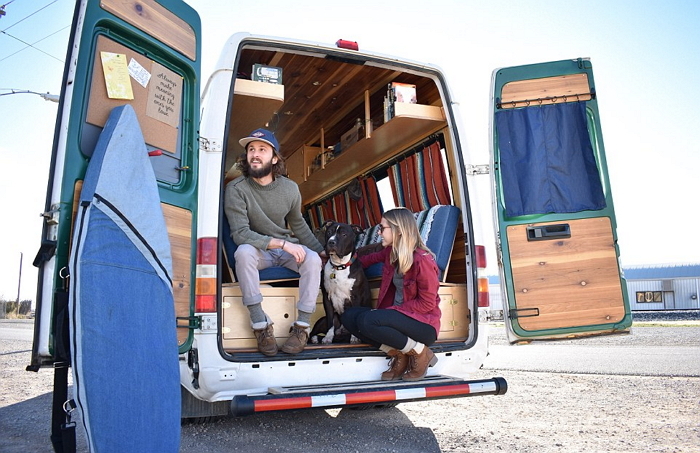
[
  {"xmin": 322, "ymin": 220, "xmax": 335, "ymax": 229},
  {"xmin": 350, "ymin": 224, "xmax": 364, "ymax": 236}
]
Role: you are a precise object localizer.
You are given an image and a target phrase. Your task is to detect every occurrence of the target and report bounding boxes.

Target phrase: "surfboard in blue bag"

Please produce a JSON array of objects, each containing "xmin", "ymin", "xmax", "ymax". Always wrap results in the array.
[{"xmin": 69, "ymin": 104, "xmax": 180, "ymax": 452}]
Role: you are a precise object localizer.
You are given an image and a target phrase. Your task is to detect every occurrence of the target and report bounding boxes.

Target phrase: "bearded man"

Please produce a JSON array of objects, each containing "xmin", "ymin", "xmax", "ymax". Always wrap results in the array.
[{"xmin": 225, "ymin": 128, "xmax": 325, "ymax": 356}]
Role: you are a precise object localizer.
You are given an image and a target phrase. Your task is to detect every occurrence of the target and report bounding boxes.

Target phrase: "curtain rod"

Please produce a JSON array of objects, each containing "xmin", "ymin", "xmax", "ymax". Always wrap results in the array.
[{"xmin": 497, "ymin": 91, "xmax": 596, "ymax": 109}]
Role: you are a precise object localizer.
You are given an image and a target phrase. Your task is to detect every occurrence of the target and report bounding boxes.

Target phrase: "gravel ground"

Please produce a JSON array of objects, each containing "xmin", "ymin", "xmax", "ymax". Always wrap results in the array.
[{"xmin": 1, "ymin": 313, "xmax": 699, "ymax": 452}]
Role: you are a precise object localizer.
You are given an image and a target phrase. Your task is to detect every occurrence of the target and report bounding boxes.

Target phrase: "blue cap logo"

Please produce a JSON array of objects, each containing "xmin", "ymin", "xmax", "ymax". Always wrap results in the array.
[{"xmin": 239, "ymin": 128, "xmax": 279, "ymax": 151}]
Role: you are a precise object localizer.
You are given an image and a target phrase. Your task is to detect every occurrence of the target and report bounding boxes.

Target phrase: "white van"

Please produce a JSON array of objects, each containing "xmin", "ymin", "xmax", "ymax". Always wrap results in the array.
[{"xmin": 30, "ymin": 0, "xmax": 631, "ymax": 423}]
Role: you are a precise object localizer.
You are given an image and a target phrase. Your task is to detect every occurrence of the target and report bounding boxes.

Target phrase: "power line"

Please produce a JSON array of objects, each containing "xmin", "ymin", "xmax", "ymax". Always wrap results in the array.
[
  {"xmin": 1, "ymin": 1, "xmax": 57, "ymax": 31},
  {"xmin": 0, "ymin": 0, "xmax": 64, "ymax": 63},
  {"xmin": 0, "ymin": 25, "xmax": 67, "ymax": 63}
]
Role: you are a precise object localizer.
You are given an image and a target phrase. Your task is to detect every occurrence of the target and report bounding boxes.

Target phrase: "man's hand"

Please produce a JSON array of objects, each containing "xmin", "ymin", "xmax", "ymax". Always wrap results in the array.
[{"xmin": 282, "ymin": 241, "xmax": 306, "ymax": 264}]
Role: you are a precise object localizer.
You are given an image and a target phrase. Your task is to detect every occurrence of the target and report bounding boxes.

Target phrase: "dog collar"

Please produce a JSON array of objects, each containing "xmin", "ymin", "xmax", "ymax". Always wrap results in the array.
[{"xmin": 330, "ymin": 253, "xmax": 357, "ymax": 271}]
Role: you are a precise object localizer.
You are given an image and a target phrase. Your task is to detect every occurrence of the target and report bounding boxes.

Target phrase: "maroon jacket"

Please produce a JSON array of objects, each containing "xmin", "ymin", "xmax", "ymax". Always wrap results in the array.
[{"xmin": 359, "ymin": 247, "xmax": 441, "ymax": 336}]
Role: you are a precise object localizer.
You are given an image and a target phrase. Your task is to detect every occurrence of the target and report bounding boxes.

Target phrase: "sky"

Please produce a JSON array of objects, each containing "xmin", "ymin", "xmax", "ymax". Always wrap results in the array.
[{"xmin": 1, "ymin": 0, "xmax": 699, "ymax": 301}]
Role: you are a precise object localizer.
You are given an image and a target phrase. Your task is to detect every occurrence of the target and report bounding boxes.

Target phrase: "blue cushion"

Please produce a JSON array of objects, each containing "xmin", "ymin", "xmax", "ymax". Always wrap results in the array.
[
  {"xmin": 422, "ymin": 205, "xmax": 460, "ymax": 280},
  {"xmin": 222, "ymin": 216, "xmax": 301, "ymax": 281}
]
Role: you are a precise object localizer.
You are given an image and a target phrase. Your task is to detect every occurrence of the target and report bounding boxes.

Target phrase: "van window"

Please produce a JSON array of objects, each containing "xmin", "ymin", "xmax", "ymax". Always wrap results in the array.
[{"xmin": 377, "ymin": 177, "xmax": 395, "ymax": 211}]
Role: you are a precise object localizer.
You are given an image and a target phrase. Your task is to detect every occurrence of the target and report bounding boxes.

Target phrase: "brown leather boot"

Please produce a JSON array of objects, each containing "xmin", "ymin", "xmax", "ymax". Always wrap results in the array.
[
  {"xmin": 281, "ymin": 323, "xmax": 310, "ymax": 354},
  {"xmin": 253, "ymin": 323, "xmax": 278, "ymax": 356},
  {"xmin": 381, "ymin": 349, "xmax": 409, "ymax": 381},
  {"xmin": 403, "ymin": 347, "xmax": 437, "ymax": 381}
]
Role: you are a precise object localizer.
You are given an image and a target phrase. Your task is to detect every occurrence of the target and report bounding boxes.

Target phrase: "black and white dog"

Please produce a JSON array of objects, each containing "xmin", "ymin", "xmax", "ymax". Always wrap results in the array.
[{"xmin": 310, "ymin": 221, "xmax": 371, "ymax": 344}]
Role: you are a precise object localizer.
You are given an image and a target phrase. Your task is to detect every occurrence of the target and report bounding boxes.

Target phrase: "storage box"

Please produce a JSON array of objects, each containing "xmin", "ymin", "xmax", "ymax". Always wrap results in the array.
[
  {"xmin": 392, "ymin": 82, "xmax": 417, "ymax": 104},
  {"xmin": 340, "ymin": 126, "xmax": 359, "ymax": 150},
  {"xmin": 252, "ymin": 64, "xmax": 283, "ymax": 84}
]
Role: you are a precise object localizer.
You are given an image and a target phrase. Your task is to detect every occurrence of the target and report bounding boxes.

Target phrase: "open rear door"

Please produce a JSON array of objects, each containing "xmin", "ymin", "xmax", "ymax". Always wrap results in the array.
[
  {"xmin": 30, "ymin": 0, "xmax": 200, "ymax": 369},
  {"xmin": 491, "ymin": 58, "xmax": 631, "ymax": 342}
]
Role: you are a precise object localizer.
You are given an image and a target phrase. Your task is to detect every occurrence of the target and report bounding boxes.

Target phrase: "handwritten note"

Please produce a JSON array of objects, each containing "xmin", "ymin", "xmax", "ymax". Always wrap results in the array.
[
  {"xmin": 128, "ymin": 58, "xmax": 151, "ymax": 88},
  {"xmin": 100, "ymin": 52, "xmax": 134, "ymax": 100},
  {"xmin": 146, "ymin": 62, "xmax": 182, "ymax": 129}
]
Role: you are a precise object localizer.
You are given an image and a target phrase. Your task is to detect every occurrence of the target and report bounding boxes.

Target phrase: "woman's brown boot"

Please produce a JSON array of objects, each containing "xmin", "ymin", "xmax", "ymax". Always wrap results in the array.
[
  {"xmin": 403, "ymin": 347, "xmax": 437, "ymax": 381},
  {"xmin": 381, "ymin": 349, "xmax": 409, "ymax": 381}
]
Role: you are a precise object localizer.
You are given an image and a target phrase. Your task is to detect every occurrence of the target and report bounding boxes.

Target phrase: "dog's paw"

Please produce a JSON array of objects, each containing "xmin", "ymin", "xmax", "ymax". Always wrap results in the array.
[
  {"xmin": 350, "ymin": 335, "xmax": 361, "ymax": 344},
  {"xmin": 322, "ymin": 331, "xmax": 335, "ymax": 344},
  {"xmin": 310, "ymin": 335, "xmax": 320, "ymax": 344}
]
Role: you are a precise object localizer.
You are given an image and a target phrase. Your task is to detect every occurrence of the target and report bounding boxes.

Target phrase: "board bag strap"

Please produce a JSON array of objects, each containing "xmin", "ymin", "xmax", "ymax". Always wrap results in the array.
[{"xmin": 50, "ymin": 290, "xmax": 76, "ymax": 453}]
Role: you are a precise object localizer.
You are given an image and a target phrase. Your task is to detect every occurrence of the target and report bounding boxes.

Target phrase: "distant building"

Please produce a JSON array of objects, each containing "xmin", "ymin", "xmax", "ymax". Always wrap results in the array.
[
  {"xmin": 487, "ymin": 263, "xmax": 700, "ymax": 315},
  {"xmin": 624, "ymin": 264, "xmax": 700, "ymax": 311}
]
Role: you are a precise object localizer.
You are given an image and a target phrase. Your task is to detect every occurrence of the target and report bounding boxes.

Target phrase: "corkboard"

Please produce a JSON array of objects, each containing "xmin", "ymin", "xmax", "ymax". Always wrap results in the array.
[{"xmin": 86, "ymin": 35, "xmax": 182, "ymax": 153}]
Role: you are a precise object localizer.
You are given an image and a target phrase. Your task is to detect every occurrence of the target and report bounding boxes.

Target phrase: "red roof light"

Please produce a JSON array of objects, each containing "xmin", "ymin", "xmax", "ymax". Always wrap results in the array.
[{"xmin": 336, "ymin": 39, "xmax": 359, "ymax": 51}]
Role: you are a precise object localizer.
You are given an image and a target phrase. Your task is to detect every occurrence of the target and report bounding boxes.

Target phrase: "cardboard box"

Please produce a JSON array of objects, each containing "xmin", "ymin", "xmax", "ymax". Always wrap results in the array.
[
  {"xmin": 340, "ymin": 126, "xmax": 359, "ymax": 151},
  {"xmin": 392, "ymin": 82, "xmax": 417, "ymax": 104}
]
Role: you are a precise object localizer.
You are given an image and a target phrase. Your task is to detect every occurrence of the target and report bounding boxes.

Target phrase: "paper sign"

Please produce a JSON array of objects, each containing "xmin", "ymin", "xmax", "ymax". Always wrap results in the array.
[
  {"xmin": 100, "ymin": 52, "xmax": 134, "ymax": 100},
  {"xmin": 128, "ymin": 58, "xmax": 151, "ymax": 88},
  {"xmin": 146, "ymin": 62, "xmax": 182, "ymax": 128}
]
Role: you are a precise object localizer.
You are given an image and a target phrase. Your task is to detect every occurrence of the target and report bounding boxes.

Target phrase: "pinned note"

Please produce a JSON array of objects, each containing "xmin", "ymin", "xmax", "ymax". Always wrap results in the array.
[
  {"xmin": 146, "ymin": 62, "xmax": 182, "ymax": 128},
  {"xmin": 128, "ymin": 58, "xmax": 151, "ymax": 88},
  {"xmin": 100, "ymin": 52, "xmax": 134, "ymax": 100}
]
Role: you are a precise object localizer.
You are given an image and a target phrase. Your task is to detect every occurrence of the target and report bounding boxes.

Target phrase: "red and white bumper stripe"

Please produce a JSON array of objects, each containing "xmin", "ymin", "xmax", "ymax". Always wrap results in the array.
[{"xmin": 231, "ymin": 377, "xmax": 507, "ymax": 416}]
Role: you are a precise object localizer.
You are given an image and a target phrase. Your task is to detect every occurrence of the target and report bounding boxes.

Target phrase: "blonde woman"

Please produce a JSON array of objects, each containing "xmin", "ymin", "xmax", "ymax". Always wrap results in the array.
[{"xmin": 342, "ymin": 208, "xmax": 441, "ymax": 381}]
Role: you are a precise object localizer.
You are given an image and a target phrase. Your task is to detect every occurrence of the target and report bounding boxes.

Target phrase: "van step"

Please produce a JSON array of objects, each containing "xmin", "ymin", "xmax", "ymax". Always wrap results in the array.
[
  {"xmin": 268, "ymin": 375, "xmax": 464, "ymax": 395},
  {"xmin": 231, "ymin": 375, "xmax": 507, "ymax": 416}
]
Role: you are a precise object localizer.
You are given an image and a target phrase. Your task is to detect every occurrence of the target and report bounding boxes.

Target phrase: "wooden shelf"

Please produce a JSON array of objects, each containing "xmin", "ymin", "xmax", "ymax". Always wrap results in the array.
[
  {"xmin": 298, "ymin": 103, "xmax": 446, "ymax": 204},
  {"xmin": 286, "ymin": 145, "xmax": 321, "ymax": 184},
  {"xmin": 225, "ymin": 79, "xmax": 284, "ymax": 170}
]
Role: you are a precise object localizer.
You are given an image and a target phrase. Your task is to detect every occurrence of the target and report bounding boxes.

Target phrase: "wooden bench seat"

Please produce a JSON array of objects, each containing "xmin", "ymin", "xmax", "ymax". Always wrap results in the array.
[{"xmin": 221, "ymin": 283, "xmax": 470, "ymax": 351}]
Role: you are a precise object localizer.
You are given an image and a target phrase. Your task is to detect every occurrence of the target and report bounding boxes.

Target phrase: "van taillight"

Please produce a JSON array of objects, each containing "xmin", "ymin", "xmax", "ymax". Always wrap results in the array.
[
  {"xmin": 195, "ymin": 237, "xmax": 217, "ymax": 313},
  {"xmin": 475, "ymin": 245, "xmax": 489, "ymax": 308},
  {"xmin": 477, "ymin": 277, "xmax": 490, "ymax": 307},
  {"xmin": 475, "ymin": 245, "xmax": 487, "ymax": 269},
  {"xmin": 197, "ymin": 237, "xmax": 217, "ymax": 265}
]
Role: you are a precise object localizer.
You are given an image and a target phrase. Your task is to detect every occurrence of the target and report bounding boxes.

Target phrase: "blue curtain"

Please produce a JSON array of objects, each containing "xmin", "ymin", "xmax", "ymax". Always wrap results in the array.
[{"xmin": 496, "ymin": 102, "xmax": 606, "ymax": 217}]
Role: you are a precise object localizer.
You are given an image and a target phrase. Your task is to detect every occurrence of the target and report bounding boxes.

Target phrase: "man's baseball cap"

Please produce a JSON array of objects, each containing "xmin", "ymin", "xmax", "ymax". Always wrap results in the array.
[{"xmin": 239, "ymin": 128, "xmax": 279, "ymax": 151}]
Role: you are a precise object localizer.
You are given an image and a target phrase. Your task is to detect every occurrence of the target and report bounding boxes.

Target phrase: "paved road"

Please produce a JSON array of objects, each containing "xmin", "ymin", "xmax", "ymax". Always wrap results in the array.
[
  {"xmin": 0, "ymin": 319, "xmax": 35, "ymax": 342},
  {"xmin": 482, "ymin": 322, "xmax": 700, "ymax": 377}
]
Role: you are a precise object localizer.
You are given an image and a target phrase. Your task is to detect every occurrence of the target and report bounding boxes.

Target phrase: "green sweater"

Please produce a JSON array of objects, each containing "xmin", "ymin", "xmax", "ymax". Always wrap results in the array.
[{"xmin": 224, "ymin": 175, "xmax": 323, "ymax": 253}]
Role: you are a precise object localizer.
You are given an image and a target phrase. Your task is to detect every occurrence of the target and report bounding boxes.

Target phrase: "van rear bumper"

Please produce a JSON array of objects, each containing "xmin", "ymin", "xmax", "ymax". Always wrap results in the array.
[{"xmin": 230, "ymin": 375, "xmax": 507, "ymax": 416}]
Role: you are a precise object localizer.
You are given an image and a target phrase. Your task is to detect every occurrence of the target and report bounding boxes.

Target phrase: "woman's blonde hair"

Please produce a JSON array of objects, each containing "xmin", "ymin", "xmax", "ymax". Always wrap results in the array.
[{"xmin": 383, "ymin": 207, "xmax": 433, "ymax": 275}]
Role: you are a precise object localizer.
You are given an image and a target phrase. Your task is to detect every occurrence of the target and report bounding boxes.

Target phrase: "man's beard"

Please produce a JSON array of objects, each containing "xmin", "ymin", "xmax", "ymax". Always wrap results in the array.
[{"xmin": 248, "ymin": 159, "xmax": 273, "ymax": 179}]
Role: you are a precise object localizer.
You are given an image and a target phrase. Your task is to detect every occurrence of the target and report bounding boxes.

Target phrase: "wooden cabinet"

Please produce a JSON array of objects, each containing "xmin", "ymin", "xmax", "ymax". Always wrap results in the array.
[
  {"xmin": 435, "ymin": 284, "xmax": 470, "ymax": 340},
  {"xmin": 221, "ymin": 285, "xmax": 324, "ymax": 351},
  {"xmin": 285, "ymin": 145, "xmax": 321, "ymax": 184}
]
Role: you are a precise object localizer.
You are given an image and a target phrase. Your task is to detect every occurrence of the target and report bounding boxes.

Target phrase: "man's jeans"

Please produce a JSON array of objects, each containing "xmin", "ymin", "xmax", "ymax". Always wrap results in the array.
[{"xmin": 234, "ymin": 243, "xmax": 322, "ymax": 314}]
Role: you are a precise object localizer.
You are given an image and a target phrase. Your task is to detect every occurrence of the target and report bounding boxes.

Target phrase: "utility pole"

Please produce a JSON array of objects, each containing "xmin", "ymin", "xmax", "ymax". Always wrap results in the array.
[{"xmin": 16, "ymin": 252, "xmax": 22, "ymax": 316}]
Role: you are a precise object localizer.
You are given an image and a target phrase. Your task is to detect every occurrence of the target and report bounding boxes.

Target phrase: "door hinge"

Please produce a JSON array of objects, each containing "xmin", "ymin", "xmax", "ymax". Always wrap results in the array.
[
  {"xmin": 199, "ymin": 136, "xmax": 222, "ymax": 152},
  {"xmin": 177, "ymin": 316, "xmax": 201, "ymax": 330},
  {"xmin": 466, "ymin": 164, "xmax": 489, "ymax": 175}
]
